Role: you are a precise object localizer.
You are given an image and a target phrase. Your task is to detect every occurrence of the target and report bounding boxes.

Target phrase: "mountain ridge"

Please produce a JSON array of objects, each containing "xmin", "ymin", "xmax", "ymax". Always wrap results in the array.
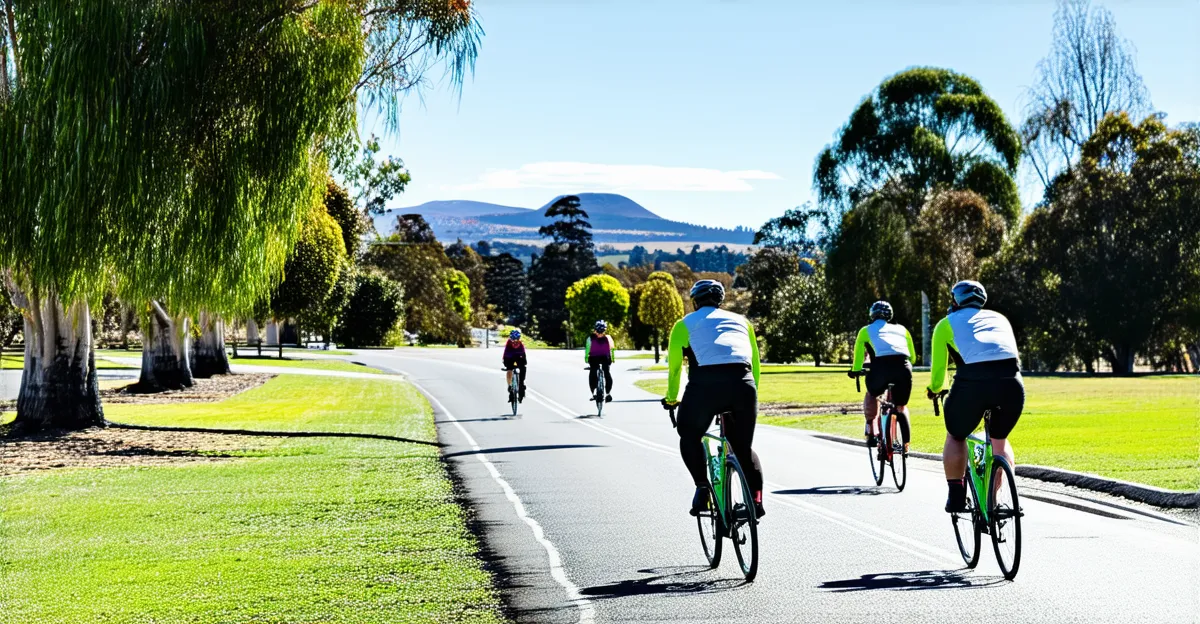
[{"xmin": 373, "ymin": 193, "xmax": 753, "ymax": 246}]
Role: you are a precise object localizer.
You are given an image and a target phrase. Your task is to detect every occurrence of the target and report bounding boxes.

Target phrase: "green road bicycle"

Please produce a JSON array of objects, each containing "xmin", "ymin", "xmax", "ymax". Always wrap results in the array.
[
  {"xmin": 665, "ymin": 403, "xmax": 759, "ymax": 581},
  {"xmin": 933, "ymin": 391, "xmax": 1024, "ymax": 580},
  {"xmin": 852, "ymin": 373, "xmax": 907, "ymax": 491}
]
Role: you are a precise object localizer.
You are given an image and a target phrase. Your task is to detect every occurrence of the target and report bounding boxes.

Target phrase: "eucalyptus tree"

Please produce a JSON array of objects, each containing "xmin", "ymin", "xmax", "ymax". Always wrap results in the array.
[
  {"xmin": 814, "ymin": 68, "xmax": 1021, "ymax": 350},
  {"xmin": 991, "ymin": 114, "xmax": 1200, "ymax": 374},
  {"xmin": 0, "ymin": 0, "xmax": 482, "ymax": 432},
  {"xmin": 815, "ymin": 67, "xmax": 1022, "ymax": 226}
]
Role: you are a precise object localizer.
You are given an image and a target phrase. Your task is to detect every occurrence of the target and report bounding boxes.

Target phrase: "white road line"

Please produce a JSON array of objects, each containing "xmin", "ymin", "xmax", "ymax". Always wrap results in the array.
[{"xmin": 407, "ymin": 379, "xmax": 596, "ymax": 624}]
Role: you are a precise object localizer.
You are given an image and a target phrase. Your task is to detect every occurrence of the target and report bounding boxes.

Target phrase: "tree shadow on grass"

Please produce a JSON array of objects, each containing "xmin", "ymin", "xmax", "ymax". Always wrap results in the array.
[
  {"xmin": 98, "ymin": 446, "xmax": 245, "ymax": 459},
  {"xmin": 581, "ymin": 565, "xmax": 749, "ymax": 599},
  {"xmin": 108, "ymin": 422, "xmax": 442, "ymax": 447},
  {"xmin": 820, "ymin": 569, "xmax": 1006, "ymax": 592}
]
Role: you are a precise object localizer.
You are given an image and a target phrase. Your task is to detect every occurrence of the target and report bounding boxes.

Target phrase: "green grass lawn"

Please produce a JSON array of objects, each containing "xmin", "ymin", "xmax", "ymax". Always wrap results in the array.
[
  {"xmin": 230, "ymin": 356, "xmax": 385, "ymax": 374},
  {"xmin": 637, "ymin": 367, "xmax": 1200, "ymax": 490},
  {"xmin": 0, "ymin": 375, "xmax": 506, "ymax": 623},
  {"xmin": 1, "ymin": 353, "xmax": 137, "ymax": 370}
]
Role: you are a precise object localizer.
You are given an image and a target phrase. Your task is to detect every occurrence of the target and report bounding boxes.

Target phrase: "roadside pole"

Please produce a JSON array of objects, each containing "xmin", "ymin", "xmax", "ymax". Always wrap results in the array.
[{"xmin": 921, "ymin": 291, "xmax": 931, "ymax": 365}]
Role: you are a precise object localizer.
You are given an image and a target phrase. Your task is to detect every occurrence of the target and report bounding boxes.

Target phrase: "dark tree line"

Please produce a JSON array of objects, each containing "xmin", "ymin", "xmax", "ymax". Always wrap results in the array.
[{"xmin": 625, "ymin": 245, "xmax": 749, "ymax": 274}]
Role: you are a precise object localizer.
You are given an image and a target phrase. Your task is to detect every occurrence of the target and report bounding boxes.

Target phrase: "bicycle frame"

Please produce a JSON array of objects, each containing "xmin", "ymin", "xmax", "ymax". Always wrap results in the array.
[
  {"xmin": 934, "ymin": 392, "xmax": 996, "ymax": 524},
  {"xmin": 878, "ymin": 389, "xmax": 896, "ymax": 458},
  {"xmin": 965, "ymin": 416, "xmax": 996, "ymax": 524},
  {"xmin": 701, "ymin": 416, "xmax": 732, "ymax": 528}
]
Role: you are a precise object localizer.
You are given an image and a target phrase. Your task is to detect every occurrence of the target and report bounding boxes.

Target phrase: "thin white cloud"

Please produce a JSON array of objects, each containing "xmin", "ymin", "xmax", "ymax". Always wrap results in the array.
[{"xmin": 451, "ymin": 162, "xmax": 782, "ymax": 192}]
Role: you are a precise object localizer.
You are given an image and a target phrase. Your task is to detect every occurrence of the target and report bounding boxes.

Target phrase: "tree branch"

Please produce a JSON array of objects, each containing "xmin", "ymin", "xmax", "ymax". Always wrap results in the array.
[{"xmin": 150, "ymin": 300, "xmax": 173, "ymax": 328}]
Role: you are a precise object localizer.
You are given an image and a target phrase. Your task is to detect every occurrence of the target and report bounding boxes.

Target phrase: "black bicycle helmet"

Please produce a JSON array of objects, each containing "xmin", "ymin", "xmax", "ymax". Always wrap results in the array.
[
  {"xmin": 869, "ymin": 300, "xmax": 893, "ymax": 322},
  {"xmin": 594, "ymin": 320, "xmax": 608, "ymax": 333},
  {"xmin": 951, "ymin": 280, "xmax": 988, "ymax": 310},
  {"xmin": 689, "ymin": 279, "xmax": 725, "ymax": 308}
]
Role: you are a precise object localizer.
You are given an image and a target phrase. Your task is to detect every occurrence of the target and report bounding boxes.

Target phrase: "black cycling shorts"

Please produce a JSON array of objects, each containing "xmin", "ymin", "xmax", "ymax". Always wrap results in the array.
[
  {"xmin": 866, "ymin": 355, "xmax": 912, "ymax": 406},
  {"xmin": 944, "ymin": 374, "xmax": 1025, "ymax": 440}
]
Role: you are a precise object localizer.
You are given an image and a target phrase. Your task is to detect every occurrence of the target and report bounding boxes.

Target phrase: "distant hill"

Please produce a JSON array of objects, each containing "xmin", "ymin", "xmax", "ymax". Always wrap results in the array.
[
  {"xmin": 373, "ymin": 193, "xmax": 754, "ymax": 247},
  {"xmin": 540, "ymin": 193, "xmax": 662, "ymax": 219}
]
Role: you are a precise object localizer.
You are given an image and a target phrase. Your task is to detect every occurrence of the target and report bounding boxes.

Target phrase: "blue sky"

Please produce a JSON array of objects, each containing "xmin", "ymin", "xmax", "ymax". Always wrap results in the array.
[{"xmin": 362, "ymin": 1, "xmax": 1200, "ymax": 230}]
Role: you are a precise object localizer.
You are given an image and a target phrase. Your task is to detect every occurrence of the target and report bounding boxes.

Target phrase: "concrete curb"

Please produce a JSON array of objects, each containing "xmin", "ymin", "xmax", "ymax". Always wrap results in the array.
[{"xmin": 810, "ymin": 433, "xmax": 1200, "ymax": 510}]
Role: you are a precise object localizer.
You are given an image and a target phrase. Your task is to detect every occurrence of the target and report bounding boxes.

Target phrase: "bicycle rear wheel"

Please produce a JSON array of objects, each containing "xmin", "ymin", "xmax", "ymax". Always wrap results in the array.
[
  {"xmin": 989, "ymin": 458, "xmax": 1023, "ymax": 580},
  {"xmin": 510, "ymin": 374, "xmax": 519, "ymax": 417},
  {"xmin": 868, "ymin": 434, "xmax": 884, "ymax": 486},
  {"xmin": 952, "ymin": 475, "xmax": 982, "ymax": 568},
  {"xmin": 727, "ymin": 457, "xmax": 759, "ymax": 581},
  {"xmin": 695, "ymin": 483, "xmax": 722, "ymax": 569},
  {"xmin": 889, "ymin": 416, "xmax": 907, "ymax": 491},
  {"xmin": 596, "ymin": 375, "xmax": 605, "ymax": 417}
]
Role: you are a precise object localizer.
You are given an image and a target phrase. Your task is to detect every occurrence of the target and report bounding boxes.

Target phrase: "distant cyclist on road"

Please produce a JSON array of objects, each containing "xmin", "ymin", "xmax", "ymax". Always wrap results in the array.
[
  {"xmin": 503, "ymin": 329, "xmax": 528, "ymax": 403},
  {"xmin": 848, "ymin": 301, "xmax": 916, "ymax": 453},
  {"xmin": 663, "ymin": 279, "xmax": 765, "ymax": 518},
  {"xmin": 585, "ymin": 320, "xmax": 615, "ymax": 403},
  {"xmin": 926, "ymin": 280, "xmax": 1024, "ymax": 513}
]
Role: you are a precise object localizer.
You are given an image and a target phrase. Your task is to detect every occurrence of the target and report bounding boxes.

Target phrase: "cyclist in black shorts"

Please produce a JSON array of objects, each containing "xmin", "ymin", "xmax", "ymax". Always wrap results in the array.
[
  {"xmin": 663, "ymin": 280, "xmax": 765, "ymax": 519},
  {"xmin": 848, "ymin": 301, "xmax": 916, "ymax": 453},
  {"xmin": 926, "ymin": 280, "xmax": 1024, "ymax": 513}
]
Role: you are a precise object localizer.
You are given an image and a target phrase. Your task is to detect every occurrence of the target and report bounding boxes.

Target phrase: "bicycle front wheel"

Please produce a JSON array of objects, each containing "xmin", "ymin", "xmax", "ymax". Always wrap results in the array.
[
  {"xmin": 989, "ymin": 458, "xmax": 1023, "ymax": 580},
  {"xmin": 695, "ymin": 483, "xmax": 722, "ymax": 569},
  {"xmin": 952, "ymin": 475, "xmax": 982, "ymax": 568},
  {"xmin": 890, "ymin": 417, "xmax": 907, "ymax": 491},
  {"xmin": 727, "ymin": 457, "xmax": 759, "ymax": 581}
]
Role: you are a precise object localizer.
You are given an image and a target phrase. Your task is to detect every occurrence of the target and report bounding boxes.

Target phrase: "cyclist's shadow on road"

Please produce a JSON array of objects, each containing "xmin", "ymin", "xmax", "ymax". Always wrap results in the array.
[
  {"xmin": 820, "ymin": 569, "xmax": 1006, "ymax": 592},
  {"xmin": 581, "ymin": 566, "xmax": 750, "ymax": 598},
  {"xmin": 774, "ymin": 486, "xmax": 888, "ymax": 496}
]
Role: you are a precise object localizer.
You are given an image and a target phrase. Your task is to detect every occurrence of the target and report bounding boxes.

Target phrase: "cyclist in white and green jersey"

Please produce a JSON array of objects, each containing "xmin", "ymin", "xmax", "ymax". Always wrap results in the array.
[
  {"xmin": 848, "ymin": 301, "xmax": 916, "ymax": 452},
  {"xmin": 926, "ymin": 280, "xmax": 1024, "ymax": 513},
  {"xmin": 663, "ymin": 280, "xmax": 765, "ymax": 519}
]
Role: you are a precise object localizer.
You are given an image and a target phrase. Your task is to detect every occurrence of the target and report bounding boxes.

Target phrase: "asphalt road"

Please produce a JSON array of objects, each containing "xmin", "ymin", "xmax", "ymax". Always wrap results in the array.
[{"xmin": 353, "ymin": 348, "xmax": 1200, "ymax": 624}]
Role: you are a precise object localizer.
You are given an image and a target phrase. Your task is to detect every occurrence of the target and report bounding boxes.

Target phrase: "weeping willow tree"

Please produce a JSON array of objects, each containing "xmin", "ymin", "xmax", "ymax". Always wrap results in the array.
[
  {"xmin": 0, "ymin": 0, "xmax": 482, "ymax": 431},
  {"xmin": 136, "ymin": 0, "xmax": 482, "ymax": 390}
]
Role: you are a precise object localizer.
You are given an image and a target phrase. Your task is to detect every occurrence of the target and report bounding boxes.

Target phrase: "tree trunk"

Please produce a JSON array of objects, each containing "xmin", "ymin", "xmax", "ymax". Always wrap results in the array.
[
  {"xmin": 6, "ymin": 286, "xmax": 104, "ymax": 434},
  {"xmin": 190, "ymin": 311, "xmax": 230, "ymax": 378},
  {"xmin": 1104, "ymin": 344, "xmax": 1136, "ymax": 376},
  {"xmin": 265, "ymin": 320, "xmax": 280, "ymax": 346},
  {"xmin": 653, "ymin": 328, "xmax": 660, "ymax": 363},
  {"xmin": 246, "ymin": 318, "xmax": 260, "ymax": 345},
  {"xmin": 138, "ymin": 302, "xmax": 193, "ymax": 391}
]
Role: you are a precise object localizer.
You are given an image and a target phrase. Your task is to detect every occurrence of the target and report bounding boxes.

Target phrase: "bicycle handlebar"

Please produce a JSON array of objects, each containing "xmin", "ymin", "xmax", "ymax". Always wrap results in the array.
[
  {"xmin": 661, "ymin": 398, "xmax": 677, "ymax": 428},
  {"xmin": 848, "ymin": 369, "xmax": 865, "ymax": 393},
  {"xmin": 931, "ymin": 390, "xmax": 949, "ymax": 416}
]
